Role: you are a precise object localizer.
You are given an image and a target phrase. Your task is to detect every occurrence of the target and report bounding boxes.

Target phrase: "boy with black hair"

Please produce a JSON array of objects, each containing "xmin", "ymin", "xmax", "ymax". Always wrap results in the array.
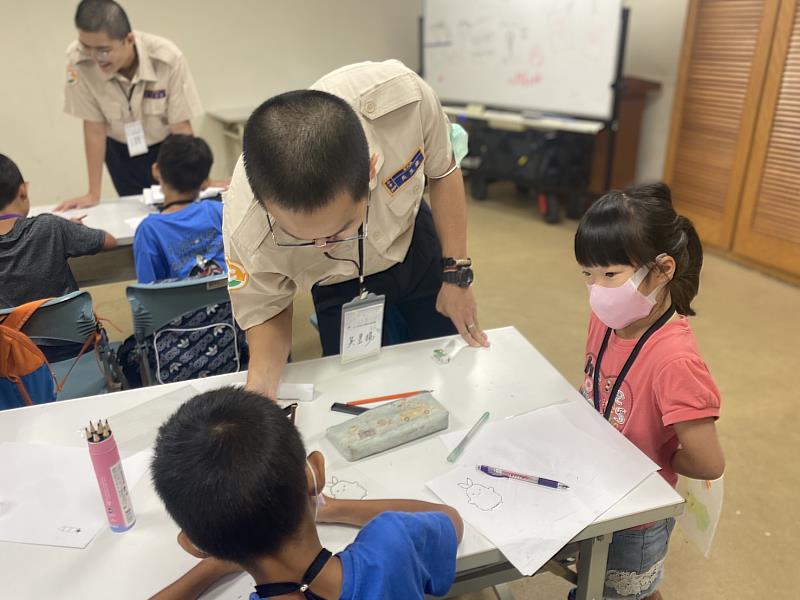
[
  {"xmin": 150, "ymin": 386, "xmax": 463, "ymax": 600},
  {"xmin": 0, "ymin": 154, "xmax": 116, "ymax": 308},
  {"xmin": 133, "ymin": 135, "xmax": 225, "ymax": 283}
]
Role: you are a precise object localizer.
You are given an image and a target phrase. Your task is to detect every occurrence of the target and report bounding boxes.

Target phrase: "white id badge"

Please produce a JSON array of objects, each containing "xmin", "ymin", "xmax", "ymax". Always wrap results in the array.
[
  {"xmin": 340, "ymin": 293, "xmax": 385, "ymax": 364},
  {"xmin": 124, "ymin": 120, "xmax": 148, "ymax": 157}
]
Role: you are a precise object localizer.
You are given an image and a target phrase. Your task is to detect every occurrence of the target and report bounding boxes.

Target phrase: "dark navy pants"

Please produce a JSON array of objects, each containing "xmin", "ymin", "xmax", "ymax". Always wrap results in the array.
[
  {"xmin": 311, "ymin": 202, "xmax": 457, "ymax": 357},
  {"xmin": 105, "ymin": 137, "xmax": 162, "ymax": 196}
]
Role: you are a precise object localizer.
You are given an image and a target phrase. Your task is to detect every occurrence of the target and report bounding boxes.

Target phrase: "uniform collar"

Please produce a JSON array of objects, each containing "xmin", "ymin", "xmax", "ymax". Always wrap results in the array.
[{"xmin": 103, "ymin": 31, "xmax": 156, "ymax": 84}]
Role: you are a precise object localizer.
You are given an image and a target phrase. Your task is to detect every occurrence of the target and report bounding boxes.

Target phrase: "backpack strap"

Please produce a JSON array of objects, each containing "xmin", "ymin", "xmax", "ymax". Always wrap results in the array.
[{"xmin": 0, "ymin": 298, "xmax": 52, "ymax": 331}]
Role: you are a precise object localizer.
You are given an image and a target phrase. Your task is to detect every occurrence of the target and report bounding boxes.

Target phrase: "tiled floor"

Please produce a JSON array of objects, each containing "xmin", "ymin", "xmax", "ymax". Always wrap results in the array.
[{"xmin": 87, "ymin": 185, "xmax": 800, "ymax": 599}]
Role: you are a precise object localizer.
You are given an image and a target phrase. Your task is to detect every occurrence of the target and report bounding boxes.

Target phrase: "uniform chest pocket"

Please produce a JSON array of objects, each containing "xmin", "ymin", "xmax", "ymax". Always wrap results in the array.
[{"xmin": 142, "ymin": 97, "xmax": 167, "ymax": 116}]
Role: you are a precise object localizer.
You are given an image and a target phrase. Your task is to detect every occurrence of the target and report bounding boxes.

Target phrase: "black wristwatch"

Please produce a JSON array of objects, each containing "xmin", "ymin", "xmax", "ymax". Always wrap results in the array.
[{"xmin": 441, "ymin": 257, "xmax": 474, "ymax": 288}]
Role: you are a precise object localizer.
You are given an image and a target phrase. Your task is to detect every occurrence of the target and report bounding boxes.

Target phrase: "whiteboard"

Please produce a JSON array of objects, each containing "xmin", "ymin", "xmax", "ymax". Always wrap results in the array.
[{"xmin": 423, "ymin": 0, "xmax": 623, "ymax": 120}]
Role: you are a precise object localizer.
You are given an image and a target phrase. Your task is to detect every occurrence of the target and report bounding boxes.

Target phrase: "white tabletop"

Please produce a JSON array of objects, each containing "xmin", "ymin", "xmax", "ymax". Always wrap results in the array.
[
  {"xmin": 443, "ymin": 105, "xmax": 605, "ymax": 135},
  {"xmin": 29, "ymin": 195, "xmax": 152, "ymax": 246},
  {"xmin": 0, "ymin": 327, "xmax": 682, "ymax": 598},
  {"xmin": 206, "ymin": 106, "xmax": 255, "ymax": 125}
]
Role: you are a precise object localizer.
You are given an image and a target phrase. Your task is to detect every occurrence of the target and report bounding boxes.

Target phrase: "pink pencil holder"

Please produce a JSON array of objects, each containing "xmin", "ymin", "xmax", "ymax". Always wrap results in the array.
[{"xmin": 88, "ymin": 431, "xmax": 136, "ymax": 532}]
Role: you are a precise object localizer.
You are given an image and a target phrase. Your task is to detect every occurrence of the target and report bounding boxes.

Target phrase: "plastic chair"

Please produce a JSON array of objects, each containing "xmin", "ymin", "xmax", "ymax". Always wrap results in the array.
[
  {"xmin": 0, "ymin": 291, "xmax": 124, "ymax": 400},
  {"xmin": 125, "ymin": 274, "xmax": 244, "ymax": 386}
]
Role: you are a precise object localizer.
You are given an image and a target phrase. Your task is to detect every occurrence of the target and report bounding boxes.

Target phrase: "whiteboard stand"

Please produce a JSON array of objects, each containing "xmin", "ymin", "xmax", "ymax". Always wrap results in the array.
[{"xmin": 603, "ymin": 7, "xmax": 631, "ymax": 191}]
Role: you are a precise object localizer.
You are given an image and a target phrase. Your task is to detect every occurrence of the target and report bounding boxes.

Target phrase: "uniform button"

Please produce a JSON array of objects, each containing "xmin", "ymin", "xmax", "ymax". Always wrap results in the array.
[{"xmin": 364, "ymin": 100, "xmax": 376, "ymax": 114}]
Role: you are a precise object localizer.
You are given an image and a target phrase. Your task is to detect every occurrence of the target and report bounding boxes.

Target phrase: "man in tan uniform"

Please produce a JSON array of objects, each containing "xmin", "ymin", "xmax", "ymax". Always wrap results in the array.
[
  {"xmin": 57, "ymin": 0, "xmax": 202, "ymax": 210},
  {"xmin": 224, "ymin": 60, "xmax": 489, "ymax": 400}
]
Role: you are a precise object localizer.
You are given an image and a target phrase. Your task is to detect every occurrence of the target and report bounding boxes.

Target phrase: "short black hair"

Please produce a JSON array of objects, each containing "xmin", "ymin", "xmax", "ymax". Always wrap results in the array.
[
  {"xmin": 74, "ymin": 0, "xmax": 131, "ymax": 40},
  {"xmin": 242, "ymin": 90, "xmax": 370, "ymax": 213},
  {"xmin": 0, "ymin": 154, "xmax": 24, "ymax": 211},
  {"xmin": 156, "ymin": 135, "xmax": 213, "ymax": 194},
  {"xmin": 151, "ymin": 387, "xmax": 309, "ymax": 565},
  {"xmin": 575, "ymin": 182, "xmax": 704, "ymax": 316}
]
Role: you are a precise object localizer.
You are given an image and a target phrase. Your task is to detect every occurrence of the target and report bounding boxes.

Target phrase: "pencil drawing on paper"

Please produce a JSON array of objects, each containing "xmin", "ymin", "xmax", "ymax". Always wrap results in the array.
[
  {"xmin": 325, "ymin": 476, "xmax": 367, "ymax": 500},
  {"xmin": 459, "ymin": 477, "xmax": 503, "ymax": 511}
]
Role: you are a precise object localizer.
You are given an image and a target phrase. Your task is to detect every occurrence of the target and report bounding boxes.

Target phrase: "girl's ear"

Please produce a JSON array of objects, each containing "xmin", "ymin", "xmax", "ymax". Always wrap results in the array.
[
  {"xmin": 306, "ymin": 451, "xmax": 326, "ymax": 495},
  {"xmin": 654, "ymin": 254, "xmax": 676, "ymax": 284}
]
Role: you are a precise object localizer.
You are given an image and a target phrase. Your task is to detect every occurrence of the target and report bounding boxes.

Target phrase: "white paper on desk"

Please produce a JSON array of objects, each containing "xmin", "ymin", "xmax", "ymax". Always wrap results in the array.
[
  {"xmin": 0, "ymin": 443, "xmax": 151, "ymax": 549},
  {"xmin": 278, "ymin": 383, "xmax": 314, "ymax": 402},
  {"xmin": 427, "ymin": 401, "xmax": 658, "ymax": 576},
  {"xmin": 124, "ymin": 215, "xmax": 147, "ymax": 230}
]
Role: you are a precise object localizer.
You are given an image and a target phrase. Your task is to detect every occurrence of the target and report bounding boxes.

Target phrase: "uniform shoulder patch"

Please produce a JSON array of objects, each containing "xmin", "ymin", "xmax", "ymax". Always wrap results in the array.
[
  {"xmin": 66, "ymin": 65, "xmax": 79, "ymax": 86},
  {"xmin": 384, "ymin": 147, "xmax": 425, "ymax": 194},
  {"xmin": 227, "ymin": 259, "xmax": 249, "ymax": 290}
]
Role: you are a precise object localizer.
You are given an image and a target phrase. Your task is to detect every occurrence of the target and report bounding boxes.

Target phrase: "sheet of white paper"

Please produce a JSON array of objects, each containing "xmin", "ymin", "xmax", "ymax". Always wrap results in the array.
[
  {"xmin": 277, "ymin": 383, "xmax": 314, "ymax": 403},
  {"xmin": 0, "ymin": 443, "xmax": 151, "ymax": 549},
  {"xmin": 676, "ymin": 475, "xmax": 723, "ymax": 558},
  {"xmin": 428, "ymin": 401, "xmax": 658, "ymax": 575},
  {"xmin": 124, "ymin": 215, "xmax": 147, "ymax": 230}
]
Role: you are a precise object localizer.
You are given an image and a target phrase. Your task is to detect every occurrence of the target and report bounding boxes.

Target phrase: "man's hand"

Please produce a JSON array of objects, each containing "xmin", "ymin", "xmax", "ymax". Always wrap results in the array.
[
  {"xmin": 244, "ymin": 369, "xmax": 278, "ymax": 402},
  {"xmin": 55, "ymin": 192, "xmax": 99, "ymax": 212},
  {"xmin": 436, "ymin": 284, "xmax": 489, "ymax": 348}
]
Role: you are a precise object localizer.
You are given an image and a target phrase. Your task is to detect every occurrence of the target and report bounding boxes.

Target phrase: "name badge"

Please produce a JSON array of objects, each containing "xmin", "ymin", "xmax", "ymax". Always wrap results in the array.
[
  {"xmin": 340, "ymin": 293, "xmax": 385, "ymax": 364},
  {"xmin": 124, "ymin": 120, "xmax": 148, "ymax": 157}
]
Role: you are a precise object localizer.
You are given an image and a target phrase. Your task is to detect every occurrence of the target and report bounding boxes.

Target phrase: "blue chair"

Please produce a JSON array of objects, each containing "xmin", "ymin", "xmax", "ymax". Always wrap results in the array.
[
  {"xmin": 0, "ymin": 291, "xmax": 125, "ymax": 400},
  {"xmin": 124, "ymin": 274, "xmax": 248, "ymax": 386}
]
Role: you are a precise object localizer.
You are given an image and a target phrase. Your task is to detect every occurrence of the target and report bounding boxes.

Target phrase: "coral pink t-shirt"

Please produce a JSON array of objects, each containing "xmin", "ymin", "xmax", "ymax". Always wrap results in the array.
[{"xmin": 579, "ymin": 313, "xmax": 721, "ymax": 487}]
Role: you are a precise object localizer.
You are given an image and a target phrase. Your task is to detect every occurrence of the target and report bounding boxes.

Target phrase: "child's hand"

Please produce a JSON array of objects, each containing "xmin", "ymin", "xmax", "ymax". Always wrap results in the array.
[{"xmin": 69, "ymin": 214, "xmax": 87, "ymax": 224}]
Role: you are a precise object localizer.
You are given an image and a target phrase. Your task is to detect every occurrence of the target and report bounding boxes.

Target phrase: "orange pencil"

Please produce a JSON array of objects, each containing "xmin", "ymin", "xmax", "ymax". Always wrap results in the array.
[{"xmin": 346, "ymin": 389, "xmax": 432, "ymax": 407}]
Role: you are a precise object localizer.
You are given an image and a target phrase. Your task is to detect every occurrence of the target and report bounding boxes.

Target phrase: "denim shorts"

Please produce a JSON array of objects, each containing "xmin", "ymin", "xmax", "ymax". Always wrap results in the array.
[{"xmin": 603, "ymin": 518, "xmax": 676, "ymax": 599}]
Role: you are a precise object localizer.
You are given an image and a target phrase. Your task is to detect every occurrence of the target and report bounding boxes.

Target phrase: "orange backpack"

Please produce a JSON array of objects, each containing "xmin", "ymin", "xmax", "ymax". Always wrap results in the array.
[{"xmin": 0, "ymin": 299, "xmax": 57, "ymax": 408}]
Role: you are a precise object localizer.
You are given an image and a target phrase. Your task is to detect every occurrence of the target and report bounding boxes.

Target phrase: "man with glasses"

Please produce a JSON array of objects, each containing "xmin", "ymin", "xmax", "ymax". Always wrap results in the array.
[
  {"xmin": 224, "ymin": 61, "xmax": 489, "ymax": 401},
  {"xmin": 57, "ymin": 0, "xmax": 202, "ymax": 210}
]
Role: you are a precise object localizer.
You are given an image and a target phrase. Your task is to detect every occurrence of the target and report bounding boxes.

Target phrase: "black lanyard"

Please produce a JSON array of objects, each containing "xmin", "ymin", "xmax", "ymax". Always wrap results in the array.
[
  {"xmin": 593, "ymin": 305, "xmax": 676, "ymax": 422},
  {"xmin": 115, "ymin": 79, "xmax": 138, "ymax": 115},
  {"xmin": 323, "ymin": 224, "xmax": 366, "ymax": 297},
  {"xmin": 253, "ymin": 548, "xmax": 332, "ymax": 599},
  {"xmin": 157, "ymin": 199, "xmax": 196, "ymax": 212}
]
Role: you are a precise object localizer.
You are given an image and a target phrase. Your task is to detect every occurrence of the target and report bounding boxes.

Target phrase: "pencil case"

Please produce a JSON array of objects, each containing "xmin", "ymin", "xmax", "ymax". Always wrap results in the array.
[{"xmin": 326, "ymin": 392, "xmax": 449, "ymax": 461}]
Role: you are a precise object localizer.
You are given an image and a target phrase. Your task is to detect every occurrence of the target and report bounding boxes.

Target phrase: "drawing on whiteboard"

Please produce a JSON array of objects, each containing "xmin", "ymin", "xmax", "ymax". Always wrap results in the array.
[
  {"xmin": 458, "ymin": 477, "xmax": 503, "ymax": 511},
  {"xmin": 325, "ymin": 476, "xmax": 367, "ymax": 500}
]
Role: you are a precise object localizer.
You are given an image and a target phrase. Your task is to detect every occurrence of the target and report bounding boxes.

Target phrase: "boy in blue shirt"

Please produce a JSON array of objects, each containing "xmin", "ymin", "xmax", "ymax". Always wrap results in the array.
[
  {"xmin": 133, "ymin": 135, "xmax": 225, "ymax": 283},
  {"xmin": 150, "ymin": 386, "xmax": 463, "ymax": 600}
]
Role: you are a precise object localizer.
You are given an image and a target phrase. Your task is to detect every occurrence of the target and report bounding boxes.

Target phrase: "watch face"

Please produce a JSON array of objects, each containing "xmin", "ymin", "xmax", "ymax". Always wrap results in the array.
[{"xmin": 461, "ymin": 268, "xmax": 474, "ymax": 287}]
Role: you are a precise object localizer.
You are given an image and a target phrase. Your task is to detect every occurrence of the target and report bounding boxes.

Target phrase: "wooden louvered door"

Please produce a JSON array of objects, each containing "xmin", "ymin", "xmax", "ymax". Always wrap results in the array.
[
  {"xmin": 733, "ymin": 0, "xmax": 800, "ymax": 277},
  {"xmin": 663, "ymin": 0, "xmax": 779, "ymax": 249}
]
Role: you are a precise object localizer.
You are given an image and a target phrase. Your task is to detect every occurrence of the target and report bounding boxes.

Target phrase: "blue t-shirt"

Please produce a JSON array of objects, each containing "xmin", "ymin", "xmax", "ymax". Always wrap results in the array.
[
  {"xmin": 133, "ymin": 200, "xmax": 225, "ymax": 284},
  {"xmin": 249, "ymin": 511, "xmax": 458, "ymax": 600}
]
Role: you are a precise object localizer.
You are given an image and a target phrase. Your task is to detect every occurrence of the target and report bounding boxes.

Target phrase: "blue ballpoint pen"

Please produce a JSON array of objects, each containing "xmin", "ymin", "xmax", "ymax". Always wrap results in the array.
[{"xmin": 478, "ymin": 465, "xmax": 570, "ymax": 490}]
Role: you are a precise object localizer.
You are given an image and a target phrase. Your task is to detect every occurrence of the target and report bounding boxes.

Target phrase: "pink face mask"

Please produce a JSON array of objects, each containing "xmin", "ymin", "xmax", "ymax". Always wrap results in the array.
[{"xmin": 588, "ymin": 260, "xmax": 665, "ymax": 330}]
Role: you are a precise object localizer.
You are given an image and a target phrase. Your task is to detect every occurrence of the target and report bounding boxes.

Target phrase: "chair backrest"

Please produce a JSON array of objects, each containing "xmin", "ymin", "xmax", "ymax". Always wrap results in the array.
[
  {"xmin": 126, "ymin": 274, "xmax": 231, "ymax": 342},
  {"xmin": 0, "ymin": 291, "xmax": 97, "ymax": 347}
]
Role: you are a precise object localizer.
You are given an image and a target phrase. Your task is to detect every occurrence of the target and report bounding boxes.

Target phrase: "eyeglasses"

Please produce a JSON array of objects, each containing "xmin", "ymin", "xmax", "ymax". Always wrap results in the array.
[
  {"xmin": 266, "ymin": 195, "xmax": 370, "ymax": 248},
  {"xmin": 77, "ymin": 42, "xmax": 116, "ymax": 60}
]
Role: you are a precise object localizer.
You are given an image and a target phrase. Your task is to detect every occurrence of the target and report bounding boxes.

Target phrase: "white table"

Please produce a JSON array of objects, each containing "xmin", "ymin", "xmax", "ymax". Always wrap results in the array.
[
  {"xmin": 29, "ymin": 195, "xmax": 152, "ymax": 247},
  {"xmin": 0, "ymin": 327, "xmax": 683, "ymax": 600}
]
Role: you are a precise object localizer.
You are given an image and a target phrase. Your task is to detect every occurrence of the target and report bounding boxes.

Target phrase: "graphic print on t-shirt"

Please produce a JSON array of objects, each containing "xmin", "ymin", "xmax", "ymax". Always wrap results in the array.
[{"xmin": 579, "ymin": 352, "xmax": 633, "ymax": 431}]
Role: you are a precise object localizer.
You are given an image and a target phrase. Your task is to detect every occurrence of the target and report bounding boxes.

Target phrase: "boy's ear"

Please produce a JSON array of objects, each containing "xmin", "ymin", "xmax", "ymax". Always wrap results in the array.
[
  {"xmin": 152, "ymin": 163, "xmax": 161, "ymax": 184},
  {"xmin": 17, "ymin": 182, "xmax": 28, "ymax": 202},
  {"xmin": 306, "ymin": 451, "xmax": 326, "ymax": 495},
  {"xmin": 201, "ymin": 177, "xmax": 210, "ymax": 190},
  {"xmin": 177, "ymin": 530, "xmax": 209, "ymax": 559}
]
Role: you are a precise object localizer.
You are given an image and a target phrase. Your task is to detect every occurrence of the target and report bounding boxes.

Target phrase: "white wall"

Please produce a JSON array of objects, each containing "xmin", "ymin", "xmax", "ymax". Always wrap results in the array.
[
  {"xmin": 623, "ymin": 0, "xmax": 690, "ymax": 182},
  {"xmin": 0, "ymin": 0, "xmax": 422, "ymax": 205},
  {"xmin": 0, "ymin": 0, "xmax": 685, "ymax": 204}
]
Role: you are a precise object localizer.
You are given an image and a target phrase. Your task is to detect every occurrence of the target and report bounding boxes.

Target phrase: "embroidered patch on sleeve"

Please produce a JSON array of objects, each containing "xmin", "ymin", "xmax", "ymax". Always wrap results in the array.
[
  {"xmin": 227, "ymin": 260, "xmax": 249, "ymax": 290},
  {"xmin": 66, "ymin": 65, "xmax": 79, "ymax": 86},
  {"xmin": 383, "ymin": 148, "xmax": 425, "ymax": 194}
]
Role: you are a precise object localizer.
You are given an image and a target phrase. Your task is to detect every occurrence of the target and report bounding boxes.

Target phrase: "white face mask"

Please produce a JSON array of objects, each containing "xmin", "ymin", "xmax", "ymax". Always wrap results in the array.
[{"xmin": 307, "ymin": 458, "xmax": 325, "ymax": 521}]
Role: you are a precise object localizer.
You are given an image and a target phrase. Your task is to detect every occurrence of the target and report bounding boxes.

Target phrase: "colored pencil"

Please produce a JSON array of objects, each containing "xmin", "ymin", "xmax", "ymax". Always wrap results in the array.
[{"xmin": 346, "ymin": 389, "xmax": 431, "ymax": 407}]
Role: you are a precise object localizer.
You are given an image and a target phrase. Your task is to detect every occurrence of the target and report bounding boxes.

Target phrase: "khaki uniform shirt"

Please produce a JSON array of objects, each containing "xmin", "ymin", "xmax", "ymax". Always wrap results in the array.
[
  {"xmin": 223, "ymin": 60, "xmax": 455, "ymax": 331},
  {"xmin": 63, "ymin": 31, "xmax": 203, "ymax": 145}
]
